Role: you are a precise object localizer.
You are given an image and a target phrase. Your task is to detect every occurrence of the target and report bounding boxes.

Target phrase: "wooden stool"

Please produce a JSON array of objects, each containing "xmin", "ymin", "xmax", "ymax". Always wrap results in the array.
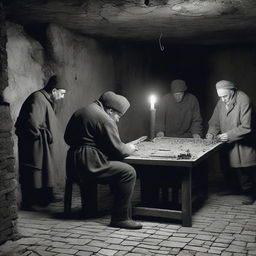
[{"xmin": 64, "ymin": 177, "xmax": 98, "ymax": 217}]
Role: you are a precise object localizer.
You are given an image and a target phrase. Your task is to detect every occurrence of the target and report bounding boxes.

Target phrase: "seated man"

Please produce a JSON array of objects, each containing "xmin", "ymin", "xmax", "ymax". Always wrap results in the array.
[{"xmin": 64, "ymin": 91, "xmax": 142, "ymax": 229}]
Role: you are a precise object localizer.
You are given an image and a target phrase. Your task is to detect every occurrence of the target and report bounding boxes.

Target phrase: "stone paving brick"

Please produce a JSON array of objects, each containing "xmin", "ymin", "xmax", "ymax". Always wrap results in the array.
[
  {"xmin": 141, "ymin": 237, "xmax": 162, "ymax": 245},
  {"xmin": 72, "ymin": 245, "xmax": 101, "ymax": 253},
  {"xmin": 107, "ymin": 244, "xmax": 133, "ymax": 251},
  {"xmin": 184, "ymin": 245, "xmax": 208, "ymax": 253},
  {"xmin": 125, "ymin": 253, "xmax": 145, "ymax": 256},
  {"xmin": 114, "ymin": 251, "xmax": 128, "ymax": 256},
  {"xmin": 220, "ymin": 252, "xmax": 233, "ymax": 256},
  {"xmin": 131, "ymin": 247, "xmax": 154, "ymax": 255},
  {"xmin": 208, "ymin": 246, "xmax": 226, "ymax": 254},
  {"xmin": 188, "ymin": 239, "xmax": 205, "ymax": 246},
  {"xmin": 177, "ymin": 251, "xmax": 194, "ymax": 256},
  {"xmin": 105, "ymin": 237, "xmax": 123, "ymax": 244},
  {"xmin": 169, "ymin": 236, "xmax": 193, "ymax": 243},
  {"xmin": 121, "ymin": 240, "xmax": 140, "ymax": 246},
  {"xmin": 87, "ymin": 240, "xmax": 108, "ymax": 248},
  {"xmin": 97, "ymin": 248, "xmax": 117, "ymax": 255},
  {"xmin": 76, "ymin": 251, "xmax": 93, "ymax": 256},
  {"xmin": 226, "ymin": 244, "xmax": 247, "ymax": 253},
  {"xmin": 66, "ymin": 238, "xmax": 91, "ymax": 245},
  {"xmin": 50, "ymin": 247, "xmax": 78, "ymax": 254},
  {"xmin": 160, "ymin": 240, "xmax": 186, "ymax": 248},
  {"xmin": 137, "ymin": 243, "xmax": 159, "ymax": 250}
]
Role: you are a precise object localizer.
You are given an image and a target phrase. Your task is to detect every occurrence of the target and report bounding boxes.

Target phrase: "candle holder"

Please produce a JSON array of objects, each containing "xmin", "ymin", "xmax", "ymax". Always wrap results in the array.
[{"xmin": 149, "ymin": 108, "xmax": 156, "ymax": 140}]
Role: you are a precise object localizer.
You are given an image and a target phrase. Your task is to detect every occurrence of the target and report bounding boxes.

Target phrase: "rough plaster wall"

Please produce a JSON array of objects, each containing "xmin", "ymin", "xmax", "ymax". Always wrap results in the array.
[
  {"xmin": 47, "ymin": 24, "xmax": 115, "ymax": 184},
  {"xmin": 4, "ymin": 22, "xmax": 46, "ymax": 197}
]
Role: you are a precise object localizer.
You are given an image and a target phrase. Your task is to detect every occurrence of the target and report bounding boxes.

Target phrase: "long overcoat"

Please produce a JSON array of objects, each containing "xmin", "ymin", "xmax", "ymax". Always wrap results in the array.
[
  {"xmin": 64, "ymin": 100, "xmax": 133, "ymax": 182},
  {"xmin": 156, "ymin": 92, "xmax": 203, "ymax": 137},
  {"xmin": 15, "ymin": 89, "xmax": 57, "ymax": 188},
  {"xmin": 208, "ymin": 90, "xmax": 256, "ymax": 168}
]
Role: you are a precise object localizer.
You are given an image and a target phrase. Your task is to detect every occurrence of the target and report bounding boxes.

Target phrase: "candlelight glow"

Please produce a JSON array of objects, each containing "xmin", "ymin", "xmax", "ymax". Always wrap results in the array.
[{"xmin": 149, "ymin": 94, "xmax": 157, "ymax": 110}]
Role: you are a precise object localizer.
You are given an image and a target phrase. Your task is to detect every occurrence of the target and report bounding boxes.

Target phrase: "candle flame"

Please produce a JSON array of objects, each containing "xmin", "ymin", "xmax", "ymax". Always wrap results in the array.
[{"xmin": 149, "ymin": 94, "xmax": 157, "ymax": 110}]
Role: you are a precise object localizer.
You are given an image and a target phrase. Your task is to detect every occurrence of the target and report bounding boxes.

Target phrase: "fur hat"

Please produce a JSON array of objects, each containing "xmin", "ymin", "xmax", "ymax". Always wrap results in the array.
[
  {"xmin": 216, "ymin": 80, "xmax": 236, "ymax": 90},
  {"xmin": 99, "ymin": 91, "xmax": 130, "ymax": 116},
  {"xmin": 170, "ymin": 79, "xmax": 188, "ymax": 93}
]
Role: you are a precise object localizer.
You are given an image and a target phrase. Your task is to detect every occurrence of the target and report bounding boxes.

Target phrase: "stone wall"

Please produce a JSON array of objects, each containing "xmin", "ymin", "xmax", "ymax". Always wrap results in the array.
[{"xmin": 0, "ymin": 2, "xmax": 18, "ymax": 245}]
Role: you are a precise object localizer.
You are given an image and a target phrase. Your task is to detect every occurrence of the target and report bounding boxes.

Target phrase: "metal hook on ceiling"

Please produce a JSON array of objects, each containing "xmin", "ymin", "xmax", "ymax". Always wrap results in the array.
[{"xmin": 159, "ymin": 32, "xmax": 165, "ymax": 51}]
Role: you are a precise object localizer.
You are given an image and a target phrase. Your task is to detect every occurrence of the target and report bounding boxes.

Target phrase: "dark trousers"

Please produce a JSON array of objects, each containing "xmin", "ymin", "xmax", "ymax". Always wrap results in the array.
[
  {"xmin": 235, "ymin": 167, "xmax": 256, "ymax": 197},
  {"xmin": 85, "ymin": 161, "xmax": 136, "ymax": 221}
]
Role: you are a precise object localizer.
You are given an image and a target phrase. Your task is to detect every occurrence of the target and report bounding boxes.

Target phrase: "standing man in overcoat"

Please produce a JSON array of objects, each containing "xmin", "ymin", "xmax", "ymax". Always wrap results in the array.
[
  {"xmin": 206, "ymin": 80, "xmax": 256, "ymax": 205},
  {"xmin": 15, "ymin": 75, "xmax": 66, "ymax": 209},
  {"xmin": 64, "ymin": 91, "xmax": 142, "ymax": 229}
]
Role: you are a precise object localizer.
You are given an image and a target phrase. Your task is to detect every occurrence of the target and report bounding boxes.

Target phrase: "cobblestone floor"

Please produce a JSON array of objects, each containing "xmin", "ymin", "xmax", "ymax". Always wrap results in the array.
[{"xmin": 1, "ymin": 182, "xmax": 256, "ymax": 256}]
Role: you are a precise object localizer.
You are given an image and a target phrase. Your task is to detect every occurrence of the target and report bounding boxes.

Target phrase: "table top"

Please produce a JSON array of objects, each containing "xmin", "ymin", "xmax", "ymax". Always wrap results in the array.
[{"xmin": 125, "ymin": 137, "xmax": 223, "ymax": 167}]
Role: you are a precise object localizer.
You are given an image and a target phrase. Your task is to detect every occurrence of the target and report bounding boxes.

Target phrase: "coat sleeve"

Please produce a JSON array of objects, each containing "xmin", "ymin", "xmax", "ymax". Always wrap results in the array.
[
  {"xmin": 15, "ymin": 93, "xmax": 48, "ymax": 140},
  {"xmin": 226, "ymin": 101, "xmax": 252, "ymax": 142},
  {"xmin": 189, "ymin": 97, "xmax": 203, "ymax": 136},
  {"xmin": 207, "ymin": 101, "xmax": 221, "ymax": 136},
  {"xmin": 98, "ymin": 120, "xmax": 133, "ymax": 159}
]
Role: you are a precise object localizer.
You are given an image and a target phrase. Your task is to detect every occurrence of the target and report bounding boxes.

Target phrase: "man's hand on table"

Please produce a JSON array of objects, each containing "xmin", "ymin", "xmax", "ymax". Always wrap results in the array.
[
  {"xmin": 129, "ymin": 136, "xmax": 147, "ymax": 145},
  {"xmin": 217, "ymin": 133, "xmax": 228, "ymax": 142},
  {"xmin": 205, "ymin": 133, "xmax": 214, "ymax": 141}
]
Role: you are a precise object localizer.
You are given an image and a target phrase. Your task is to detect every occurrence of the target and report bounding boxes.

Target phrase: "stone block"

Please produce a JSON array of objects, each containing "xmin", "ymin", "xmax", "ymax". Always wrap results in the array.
[{"xmin": 0, "ymin": 105, "xmax": 13, "ymax": 132}]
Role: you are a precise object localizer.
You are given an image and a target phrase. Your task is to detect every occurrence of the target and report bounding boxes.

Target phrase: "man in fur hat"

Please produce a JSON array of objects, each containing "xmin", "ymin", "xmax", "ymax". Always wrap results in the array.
[
  {"xmin": 64, "ymin": 91, "xmax": 142, "ymax": 229},
  {"xmin": 206, "ymin": 80, "xmax": 256, "ymax": 205},
  {"xmin": 156, "ymin": 79, "xmax": 203, "ymax": 138},
  {"xmin": 15, "ymin": 75, "xmax": 66, "ymax": 210}
]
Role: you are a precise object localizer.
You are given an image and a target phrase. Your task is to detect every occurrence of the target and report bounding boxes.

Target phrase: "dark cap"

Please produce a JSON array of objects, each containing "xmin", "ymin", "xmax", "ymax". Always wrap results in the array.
[
  {"xmin": 99, "ymin": 91, "xmax": 130, "ymax": 116},
  {"xmin": 44, "ymin": 75, "xmax": 64, "ymax": 91},
  {"xmin": 170, "ymin": 79, "xmax": 188, "ymax": 93}
]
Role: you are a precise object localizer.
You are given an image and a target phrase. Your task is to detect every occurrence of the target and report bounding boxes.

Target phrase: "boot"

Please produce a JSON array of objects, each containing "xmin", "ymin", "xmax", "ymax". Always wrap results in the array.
[
  {"xmin": 242, "ymin": 196, "xmax": 255, "ymax": 205},
  {"xmin": 110, "ymin": 219, "xmax": 142, "ymax": 229}
]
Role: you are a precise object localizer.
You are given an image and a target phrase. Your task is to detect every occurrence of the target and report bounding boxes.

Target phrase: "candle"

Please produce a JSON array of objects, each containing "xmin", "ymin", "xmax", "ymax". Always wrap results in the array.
[
  {"xmin": 149, "ymin": 95, "xmax": 156, "ymax": 110},
  {"xmin": 149, "ymin": 94, "xmax": 157, "ymax": 140}
]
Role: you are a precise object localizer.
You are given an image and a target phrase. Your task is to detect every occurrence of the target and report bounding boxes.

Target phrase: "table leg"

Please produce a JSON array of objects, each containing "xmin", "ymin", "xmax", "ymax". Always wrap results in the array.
[{"xmin": 182, "ymin": 167, "xmax": 192, "ymax": 227}]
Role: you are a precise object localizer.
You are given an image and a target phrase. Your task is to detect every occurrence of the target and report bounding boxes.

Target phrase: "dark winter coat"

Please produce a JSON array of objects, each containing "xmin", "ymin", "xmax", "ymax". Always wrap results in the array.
[
  {"xmin": 156, "ymin": 92, "xmax": 203, "ymax": 137},
  {"xmin": 207, "ymin": 90, "xmax": 256, "ymax": 168},
  {"xmin": 15, "ymin": 89, "xmax": 57, "ymax": 188},
  {"xmin": 64, "ymin": 100, "xmax": 133, "ymax": 182}
]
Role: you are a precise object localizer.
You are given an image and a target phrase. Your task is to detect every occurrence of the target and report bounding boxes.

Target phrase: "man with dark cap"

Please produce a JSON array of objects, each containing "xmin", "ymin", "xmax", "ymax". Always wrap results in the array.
[
  {"xmin": 206, "ymin": 80, "xmax": 256, "ymax": 205},
  {"xmin": 15, "ymin": 75, "xmax": 66, "ymax": 210},
  {"xmin": 156, "ymin": 79, "xmax": 203, "ymax": 138},
  {"xmin": 64, "ymin": 91, "xmax": 142, "ymax": 229},
  {"xmin": 147, "ymin": 79, "xmax": 203, "ymax": 206}
]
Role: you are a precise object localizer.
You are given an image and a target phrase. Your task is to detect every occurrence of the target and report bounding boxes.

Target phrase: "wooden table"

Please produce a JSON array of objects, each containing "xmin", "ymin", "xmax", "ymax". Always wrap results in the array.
[{"xmin": 124, "ymin": 137, "xmax": 223, "ymax": 227}]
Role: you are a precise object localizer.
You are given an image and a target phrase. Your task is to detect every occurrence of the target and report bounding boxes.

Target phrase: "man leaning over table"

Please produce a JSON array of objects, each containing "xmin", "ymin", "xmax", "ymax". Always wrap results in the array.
[{"xmin": 206, "ymin": 80, "xmax": 256, "ymax": 205}]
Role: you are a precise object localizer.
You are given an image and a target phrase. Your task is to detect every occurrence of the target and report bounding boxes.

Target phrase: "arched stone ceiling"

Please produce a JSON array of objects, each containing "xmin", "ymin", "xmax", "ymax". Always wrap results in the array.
[{"xmin": 4, "ymin": 0, "xmax": 256, "ymax": 44}]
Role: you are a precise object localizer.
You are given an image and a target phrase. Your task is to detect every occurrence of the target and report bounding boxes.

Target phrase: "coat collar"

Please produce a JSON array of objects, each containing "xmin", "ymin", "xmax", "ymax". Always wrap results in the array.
[
  {"xmin": 225, "ymin": 90, "xmax": 237, "ymax": 115},
  {"xmin": 39, "ymin": 89, "xmax": 56, "ymax": 110}
]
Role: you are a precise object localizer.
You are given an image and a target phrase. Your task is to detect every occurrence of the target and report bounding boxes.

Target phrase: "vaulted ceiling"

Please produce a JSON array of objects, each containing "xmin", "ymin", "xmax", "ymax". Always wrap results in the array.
[{"xmin": 4, "ymin": 0, "xmax": 256, "ymax": 45}]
